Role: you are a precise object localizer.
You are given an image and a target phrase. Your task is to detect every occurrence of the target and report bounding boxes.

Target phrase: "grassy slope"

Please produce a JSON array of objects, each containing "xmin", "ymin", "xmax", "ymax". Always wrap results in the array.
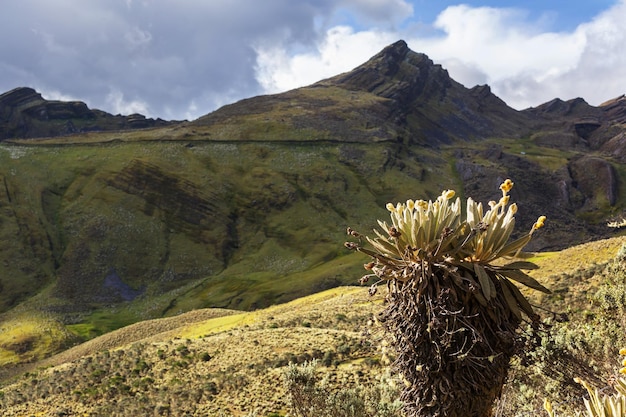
[
  {"xmin": 0, "ymin": 237, "xmax": 623, "ymax": 416},
  {"xmin": 0, "ymin": 130, "xmax": 451, "ymax": 366},
  {"xmin": 0, "ymin": 287, "xmax": 385, "ymax": 416}
]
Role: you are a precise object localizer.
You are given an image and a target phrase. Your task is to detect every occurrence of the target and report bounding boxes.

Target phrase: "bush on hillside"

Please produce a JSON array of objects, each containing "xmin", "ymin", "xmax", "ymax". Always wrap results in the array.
[
  {"xmin": 283, "ymin": 360, "xmax": 402, "ymax": 417},
  {"xmin": 497, "ymin": 244, "xmax": 626, "ymax": 416}
]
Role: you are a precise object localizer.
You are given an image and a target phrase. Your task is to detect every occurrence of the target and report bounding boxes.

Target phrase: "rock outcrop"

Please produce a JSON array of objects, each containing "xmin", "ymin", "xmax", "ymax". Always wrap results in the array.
[{"xmin": 0, "ymin": 87, "xmax": 178, "ymax": 140}]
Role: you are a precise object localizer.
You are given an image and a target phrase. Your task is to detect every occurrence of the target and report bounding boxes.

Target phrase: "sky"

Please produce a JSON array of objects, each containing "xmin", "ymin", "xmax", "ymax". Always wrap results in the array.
[{"xmin": 1, "ymin": 0, "xmax": 625, "ymax": 121}]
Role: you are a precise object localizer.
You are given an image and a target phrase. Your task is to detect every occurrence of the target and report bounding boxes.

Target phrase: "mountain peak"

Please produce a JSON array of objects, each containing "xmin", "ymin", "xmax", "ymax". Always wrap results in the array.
[
  {"xmin": 315, "ymin": 40, "xmax": 530, "ymax": 142},
  {"xmin": 322, "ymin": 39, "xmax": 449, "ymax": 103},
  {"xmin": 374, "ymin": 39, "xmax": 411, "ymax": 68},
  {"xmin": 0, "ymin": 86, "xmax": 45, "ymax": 108},
  {"xmin": 195, "ymin": 40, "xmax": 530, "ymax": 144}
]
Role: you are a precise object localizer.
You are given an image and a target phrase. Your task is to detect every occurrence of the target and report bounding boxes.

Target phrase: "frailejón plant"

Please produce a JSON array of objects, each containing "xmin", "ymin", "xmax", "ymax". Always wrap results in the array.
[{"xmin": 345, "ymin": 179, "xmax": 550, "ymax": 417}]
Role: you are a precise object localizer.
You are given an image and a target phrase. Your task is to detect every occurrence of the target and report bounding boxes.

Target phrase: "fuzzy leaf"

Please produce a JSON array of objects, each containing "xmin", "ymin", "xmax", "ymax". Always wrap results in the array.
[
  {"xmin": 473, "ymin": 289, "xmax": 488, "ymax": 307},
  {"xmin": 368, "ymin": 233, "xmax": 398, "ymax": 257},
  {"xmin": 493, "ymin": 233, "xmax": 532, "ymax": 259},
  {"xmin": 474, "ymin": 263, "xmax": 493, "ymax": 300},
  {"xmin": 498, "ymin": 261, "xmax": 540, "ymax": 270},
  {"xmin": 356, "ymin": 247, "xmax": 394, "ymax": 264},
  {"xmin": 499, "ymin": 268, "xmax": 551, "ymax": 294},
  {"xmin": 499, "ymin": 277, "xmax": 522, "ymax": 320},
  {"xmin": 503, "ymin": 278, "xmax": 535, "ymax": 318}
]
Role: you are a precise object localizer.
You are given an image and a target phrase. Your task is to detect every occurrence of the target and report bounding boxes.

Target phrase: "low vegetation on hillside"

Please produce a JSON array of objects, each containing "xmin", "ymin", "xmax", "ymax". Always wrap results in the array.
[{"xmin": 0, "ymin": 237, "xmax": 624, "ymax": 416}]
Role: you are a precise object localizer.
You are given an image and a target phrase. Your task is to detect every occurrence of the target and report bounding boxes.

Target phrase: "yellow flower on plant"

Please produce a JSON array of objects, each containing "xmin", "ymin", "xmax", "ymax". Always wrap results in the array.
[
  {"xmin": 619, "ymin": 348, "xmax": 626, "ymax": 355},
  {"xmin": 500, "ymin": 179, "xmax": 514, "ymax": 193},
  {"xmin": 406, "ymin": 199, "xmax": 415, "ymax": 211},
  {"xmin": 386, "ymin": 202, "xmax": 396, "ymax": 212},
  {"xmin": 443, "ymin": 189, "xmax": 455, "ymax": 199},
  {"xmin": 543, "ymin": 398, "xmax": 553, "ymax": 416},
  {"xmin": 620, "ymin": 367, "xmax": 626, "ymax": 375},
  {"xmin": 533, "ymin": 215, "xmax": 547, "ymax": 230}
]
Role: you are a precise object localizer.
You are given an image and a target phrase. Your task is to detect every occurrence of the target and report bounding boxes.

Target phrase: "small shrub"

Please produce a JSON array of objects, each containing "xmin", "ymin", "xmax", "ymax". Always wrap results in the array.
[
  {"xmin": 335, "ymin": 313, "xmax": 348, "ymax": 322},
  {"xmin": 157, "ymin": 349, "xmax": 166, "ymax": 359},
  {"xmin": 176, "ymin": 344, "xmax": 190, "ymax": 357},
  {"xmin": 284, "ymin": 360, "xmax": 402, "ymax": 417},
  {"xmin": 337, "ymin": 344, "xmax": 351, "ymax": 355},
  {"xmin": 321, "ymin": 351, "xmax": 334, "ymax": 367}
]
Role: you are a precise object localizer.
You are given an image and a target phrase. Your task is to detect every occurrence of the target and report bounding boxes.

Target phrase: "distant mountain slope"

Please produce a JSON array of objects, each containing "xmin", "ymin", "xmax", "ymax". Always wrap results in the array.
[
  {"xmin": 0, "ymin": 87, "xmax": 178, "ymax": 140},
  {"xmin": 194, "ymin": 40, "xmax": 533, "ymax": 144}
]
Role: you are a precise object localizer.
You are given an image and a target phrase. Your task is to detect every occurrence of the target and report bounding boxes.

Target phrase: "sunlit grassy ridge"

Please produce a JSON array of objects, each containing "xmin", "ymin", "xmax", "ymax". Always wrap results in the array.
[
  {"xmin": 0, "ymin": 313, "xmax": 74, "ymax": 366},
  {"xmin": 0, "ymin": 287, "xmax": 385, "ymax": 416},
  {"xmin": 0, "ymin": 237, "xmax": 624, "ymax": 416}
]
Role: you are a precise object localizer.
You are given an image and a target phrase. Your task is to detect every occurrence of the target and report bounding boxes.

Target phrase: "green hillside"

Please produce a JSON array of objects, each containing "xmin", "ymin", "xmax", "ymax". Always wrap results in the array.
[{"xmin": 0, "ymin": 133, "xmax": 456, "ymax": 364}]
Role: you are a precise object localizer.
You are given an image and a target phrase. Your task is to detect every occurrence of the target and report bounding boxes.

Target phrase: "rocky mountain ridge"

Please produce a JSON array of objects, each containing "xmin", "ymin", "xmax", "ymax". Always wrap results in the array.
[
  {"xmin": 0, "ymin": 87, "xmax": 177, "ymax": 140},
  {"xmin": 195, "ymin": 40, "xmax": 533, "ymax": 145},
  {"xmin": 196, "ymin": 40, "xmax": 626, "ymax": 242}
]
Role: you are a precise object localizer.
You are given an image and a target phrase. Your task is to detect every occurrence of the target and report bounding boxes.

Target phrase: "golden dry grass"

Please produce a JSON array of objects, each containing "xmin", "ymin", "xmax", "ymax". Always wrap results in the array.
[
  {"xmin": 527, "ymin": 236, "xmax": 624, "ymax": 280},
  {"xmin": 0, "ymin": 287, "xmax": 385, "ymax": 416},
  {"xmin": 0, "ymin": 237, "xmax": 623, "ymax": 416}
]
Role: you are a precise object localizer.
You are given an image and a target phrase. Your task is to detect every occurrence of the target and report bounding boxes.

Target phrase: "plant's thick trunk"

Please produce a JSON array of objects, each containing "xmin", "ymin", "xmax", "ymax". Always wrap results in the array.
[{"xmin": 380, "ymin": 271, "xmax": 521, "ymax": 417}]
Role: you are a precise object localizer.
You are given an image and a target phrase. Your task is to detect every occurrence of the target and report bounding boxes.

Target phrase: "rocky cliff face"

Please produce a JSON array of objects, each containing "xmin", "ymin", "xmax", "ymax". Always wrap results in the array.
[
  {"xmin": 0, "ymin": 87, "xmax": 178, "ymax": 140},
  {"xmin": 323, "ymin": 40, "xmax": 532, "ymax": 143}
]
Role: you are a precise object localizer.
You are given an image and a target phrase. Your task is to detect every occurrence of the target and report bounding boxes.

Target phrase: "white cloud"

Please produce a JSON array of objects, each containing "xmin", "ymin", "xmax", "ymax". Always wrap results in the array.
[
  {"xmin": 467, "ymin": 0, "xmax": 626, "ymax": 108},
  {"xmin": 255, "ymin": 26, "xmax": 396, "ymax": 93},
  {"xmin": 406, "ymin": 5, "xmax": 588, "ymax": 108},
  {"xmin": 254, "ymin": 1, "xmax": 626, "ymax": 110},
  {"xmin": 557, "ymin": 0, "xmax": 626, "ymax": 104},
  {"xmin": 2, "ymin": 0, "xmax": 626, "ymax": 120},
  {"xmin": 424, "ymin": 5, "xmax": 586, "ymax": 80},
  {"xmin": 106, "ymin": 90, "xmax": 149, "ymax": 116},
  {"xmin": 124, "ymin": 27, "xmax": 152, "ymax": 51}
]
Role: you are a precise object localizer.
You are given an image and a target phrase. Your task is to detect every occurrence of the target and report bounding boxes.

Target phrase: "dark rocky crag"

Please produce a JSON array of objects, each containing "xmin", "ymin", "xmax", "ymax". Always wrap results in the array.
[
  {"xmin": 321, "ymin": 40, "xmax": 533, "ymax": 143},
  {"xmin": 0, "ymin": 87, "xmax": 178, "ymax": 140}
]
